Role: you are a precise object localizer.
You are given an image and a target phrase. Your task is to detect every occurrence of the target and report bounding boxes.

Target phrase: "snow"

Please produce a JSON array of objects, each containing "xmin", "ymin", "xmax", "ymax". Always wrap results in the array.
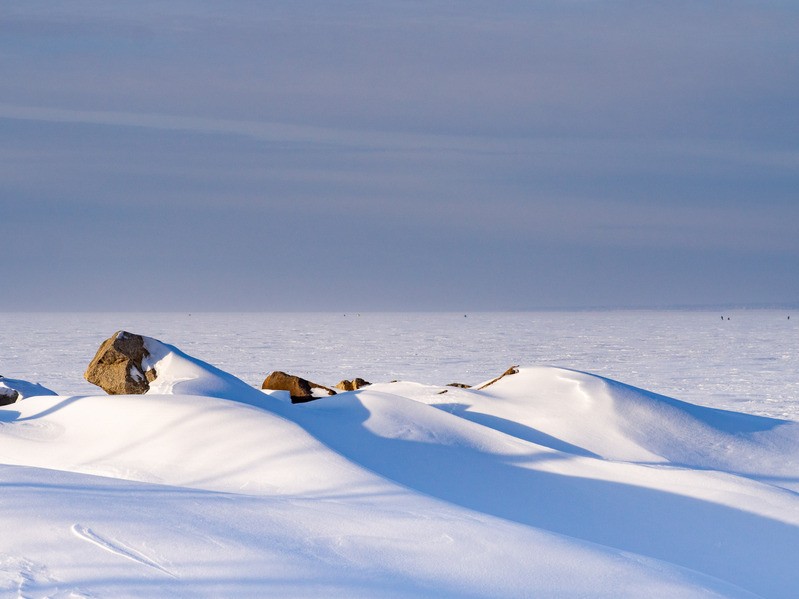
[
  {"xmin": 1, "ymin": 310, "xmax": 796, "ymax": 417},
  {"xmin": 1, "ymin": 312, "xmax": 798, "ymax": 597},
  {"xmin": 0, "ymin": 376, "xmax": 56, "ymax": 402},
  {"xmin": 396, "ymin": 368, "xmax": 799, "ymax": 489}
]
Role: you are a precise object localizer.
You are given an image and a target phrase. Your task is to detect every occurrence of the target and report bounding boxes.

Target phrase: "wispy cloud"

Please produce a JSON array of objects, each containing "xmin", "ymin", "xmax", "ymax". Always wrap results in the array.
[
  {"xmin": 3, "ymin": 103, "xmax": 797, "ymax": 173},
  {"xmin": 0, "ymin": 103, "xmax": 514, "ymax": 154}
]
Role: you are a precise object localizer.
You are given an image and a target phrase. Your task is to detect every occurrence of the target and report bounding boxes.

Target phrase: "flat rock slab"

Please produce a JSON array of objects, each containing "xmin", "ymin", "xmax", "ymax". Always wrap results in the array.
[{"xmin": 262, "ymin": 371, "xmax": 337, "ymax": 404}]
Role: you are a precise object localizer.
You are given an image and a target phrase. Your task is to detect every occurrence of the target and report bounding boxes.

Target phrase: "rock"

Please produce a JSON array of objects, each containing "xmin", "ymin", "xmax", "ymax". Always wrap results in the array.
[
  {"xmin": 0, "ymin": 385, "xmax": 19, "ymax": 406},
  {"xmin": 261, "ymin": 371, "xmax": 337, "ymax": 404},
  {"xmin": 446, "ymin": 383, "xmax": 471, "ymax": 389},
  {"xmin": 476, "ymin": 365, "xmax": 520, "ymax": 390},
  {"xmin": 335, "ymin": 377, "xmax": 371, "ymax": 391},
  {"xmin": 84, "ymin": 331, "xmax": 157, "ymax": 395},
  {"xmin": 0, "ymin": 376, "xmax": 58, "ymax": 405}
]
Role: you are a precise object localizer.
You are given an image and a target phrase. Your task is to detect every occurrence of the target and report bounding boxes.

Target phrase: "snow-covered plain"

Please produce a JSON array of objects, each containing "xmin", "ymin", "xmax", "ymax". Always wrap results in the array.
[
  {"xmin": 1, "ymin": 311, "xmax": 798, "ymax": 598},
  {"xmin": 3, "ymin": 310, "xmax": 798, "ymax": 418}
]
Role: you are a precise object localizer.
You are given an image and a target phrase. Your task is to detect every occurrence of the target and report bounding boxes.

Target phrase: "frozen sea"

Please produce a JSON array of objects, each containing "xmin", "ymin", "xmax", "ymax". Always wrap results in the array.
[{"xmin": 2, "ymin": 310, "xmax": 797, "ymax": 420}]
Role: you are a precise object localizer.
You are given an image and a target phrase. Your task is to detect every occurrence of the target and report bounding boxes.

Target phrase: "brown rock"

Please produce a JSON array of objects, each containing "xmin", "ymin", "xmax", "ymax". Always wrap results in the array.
[
  {"xmin": 261, "ymin": 371, "xmax": 337, "ymax": 404},
  {"xmin": 84, "ymin": 331, "xmax": 157, "ymax": 395},
  {"xmin": 335, "ymin": 377, "xmax": 371, "ymax": 391},
  {"xmin": 446, "ymin": 383, "xmax": 471, "ymax": 389},
  {"xmin": 475, "ymin": 365, "xmax": 520, "ymax": 390}
]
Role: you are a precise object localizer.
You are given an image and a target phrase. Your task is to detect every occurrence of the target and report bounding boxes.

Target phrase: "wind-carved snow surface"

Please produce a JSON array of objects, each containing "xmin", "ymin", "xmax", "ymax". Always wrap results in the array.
[{"xmin": 1, "ymin": 327, "xmax": 798, "ymax": 597}]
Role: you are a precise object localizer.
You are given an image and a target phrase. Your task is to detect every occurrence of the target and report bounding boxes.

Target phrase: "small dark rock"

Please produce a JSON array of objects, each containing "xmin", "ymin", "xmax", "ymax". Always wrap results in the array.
[
  {"xmin": 0, "ymin": 377, "xmax": 56, "ymax": 404},
  {"xmin": 0, "ymin": 386, "xmax": 19, "ymax": 406}
]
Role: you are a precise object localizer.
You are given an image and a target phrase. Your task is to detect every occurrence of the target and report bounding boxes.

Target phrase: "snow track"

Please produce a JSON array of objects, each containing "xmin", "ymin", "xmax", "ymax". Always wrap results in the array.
[{"xmin": 71, "ymin": 525, "xmax": 176, "ymax": 578}]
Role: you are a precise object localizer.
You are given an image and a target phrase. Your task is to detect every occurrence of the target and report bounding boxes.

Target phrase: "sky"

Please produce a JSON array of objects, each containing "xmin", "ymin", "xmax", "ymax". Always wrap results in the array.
[{"xmin": 2, "ymin": 1, "xmax": 798, "ymax": 311}]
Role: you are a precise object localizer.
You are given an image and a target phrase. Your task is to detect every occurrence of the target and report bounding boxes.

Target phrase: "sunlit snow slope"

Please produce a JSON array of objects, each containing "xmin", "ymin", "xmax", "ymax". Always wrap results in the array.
[{"xmin": 1, "ymin": 336, "xmax": 797, "ymax": 598}]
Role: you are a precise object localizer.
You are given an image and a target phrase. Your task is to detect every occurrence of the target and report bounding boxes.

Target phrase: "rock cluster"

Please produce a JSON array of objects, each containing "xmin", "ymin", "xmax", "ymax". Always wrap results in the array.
[
  {"xmin": 335, "ymin": 378, "xmax": 371, "ymax": 391},
  {"xmin": 75, "ymin": 331, "xmax": 524, "ymax": 405},
  {"xmin": 84, "ymin": 331, "xmax": 157, "ymax": 395}
]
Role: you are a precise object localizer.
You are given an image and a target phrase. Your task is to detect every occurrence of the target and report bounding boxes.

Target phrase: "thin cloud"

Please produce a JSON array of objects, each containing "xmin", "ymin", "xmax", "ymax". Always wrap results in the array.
[{"xmin": 2, "ymin": 103, "xmax": 796, "ymax": 173}]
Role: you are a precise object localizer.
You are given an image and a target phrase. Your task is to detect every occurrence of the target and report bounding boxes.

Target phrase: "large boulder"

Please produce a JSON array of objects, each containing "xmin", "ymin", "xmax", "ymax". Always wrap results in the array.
[
  {"xmin": 84, "ymin": 331, "xmax": 158, "ymax": 395},
  {"xmin": 261, "ymin": 371, "xmax": 337, "ymax": 404},
  {"xmin": 0, "ymin": 375, "xmax": 58, "ymax": 405},
  {"xmin": 335, "ymin": 377, "xmax": 371, "ymax": 391}
]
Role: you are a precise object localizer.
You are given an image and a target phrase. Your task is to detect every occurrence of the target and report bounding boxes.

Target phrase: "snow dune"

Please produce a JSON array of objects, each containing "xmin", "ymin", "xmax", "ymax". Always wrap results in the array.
[
  {"xmin": 1, "ymin": 335, "xmax": 797, "ymax": 598},
  {"xmin": 385, "ymin": 367, "xmax": 799, "ymax": 489}
]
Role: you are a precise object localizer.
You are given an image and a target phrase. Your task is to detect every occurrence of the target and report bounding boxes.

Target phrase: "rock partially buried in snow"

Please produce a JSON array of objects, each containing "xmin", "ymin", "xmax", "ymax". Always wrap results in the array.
[
  {"xmin": 0, "ymin": 377, "xmax": 18, "ymax": 406},
  {"xmin": 335, "ymin": 377, "xmax": 371, "ymax": 391},
  {"xmin": 476, "ymin": 365, "xmax": 520, "ymax": 390},
  {"xmin": 446, "ymin": 382, "xmax": 472, "ymax": 389},
  {"xmin": 84, "ymin": 331, "xmax": 158, "ymax": 395},
  {"xmin": 261, "ymin": 371, "xmax": 337, "ymax": 404},
  {"xmin": 0, "ymin": 376, "xmax": 57, "ymax": 405}
]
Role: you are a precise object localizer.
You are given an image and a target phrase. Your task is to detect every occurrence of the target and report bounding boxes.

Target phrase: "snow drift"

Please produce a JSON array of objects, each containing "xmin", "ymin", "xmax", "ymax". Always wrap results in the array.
[
  {"xmin": 1, "ymin": 335, "xmax": 797, "ymax": 598},
  {"xmin": 0, "ymin": 376, "xmax": 56, "ymax": 404}
]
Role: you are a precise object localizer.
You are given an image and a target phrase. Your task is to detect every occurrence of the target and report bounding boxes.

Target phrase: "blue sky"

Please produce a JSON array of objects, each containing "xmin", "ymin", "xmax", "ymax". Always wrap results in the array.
[{"xmin": 3, "ymin": 1, "xmax": 798, "ymax": 310}]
